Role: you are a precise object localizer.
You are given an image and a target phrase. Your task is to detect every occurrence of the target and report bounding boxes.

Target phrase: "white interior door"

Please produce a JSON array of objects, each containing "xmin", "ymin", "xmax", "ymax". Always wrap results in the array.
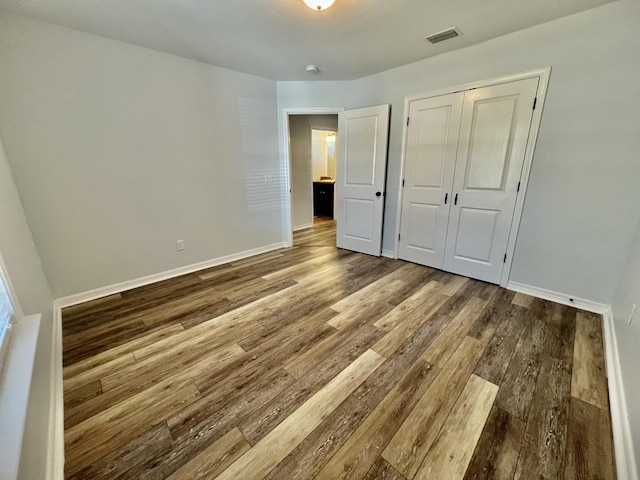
[
  {"xmin": 398, "ymin": 93, "xmax": 463, "ymax": 267},
  {"xmin": 336, "ymin": 104, "xmax": 390, "ymax": 256},
  {"xmin": 443, "ymin": 77, "xmax": 539, "ymax": 283}
]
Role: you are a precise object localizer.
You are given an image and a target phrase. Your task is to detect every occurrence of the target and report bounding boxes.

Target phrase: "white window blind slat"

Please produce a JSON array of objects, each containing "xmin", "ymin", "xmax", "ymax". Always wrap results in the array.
[{"xmin": 0, "ymin": 305, "xmax": 10, "ymax": 323}]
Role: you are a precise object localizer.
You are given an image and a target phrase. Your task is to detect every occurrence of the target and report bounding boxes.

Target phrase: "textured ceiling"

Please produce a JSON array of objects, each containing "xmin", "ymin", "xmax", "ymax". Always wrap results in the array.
[{"xmin": 0, "ymin": 0, "xmax": 616, "ymax": 80}]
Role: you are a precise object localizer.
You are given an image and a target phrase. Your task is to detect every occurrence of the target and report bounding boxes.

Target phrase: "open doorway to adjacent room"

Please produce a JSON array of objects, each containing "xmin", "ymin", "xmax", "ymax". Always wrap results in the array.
[{"xmin": 287, "ymin": 113, "xmax": 339, "ymax": 235}]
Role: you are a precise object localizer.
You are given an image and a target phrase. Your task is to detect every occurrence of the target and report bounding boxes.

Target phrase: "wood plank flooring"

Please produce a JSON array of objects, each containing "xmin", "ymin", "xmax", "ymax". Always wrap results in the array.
[{"xmin": 62, "ymin": 217, "xmax": 616, "ymax": 479}]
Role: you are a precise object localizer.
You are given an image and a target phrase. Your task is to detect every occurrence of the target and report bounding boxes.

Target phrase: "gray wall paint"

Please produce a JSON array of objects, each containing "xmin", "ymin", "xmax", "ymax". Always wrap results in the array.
[
  {"xmin": 0, "ymin": 13, "xmax": 283, "ymax": 298},
  {"xmin": 289, "ymin": 115, "xmax": 338, "ymax": 229},
  {"xmin": 277, "ymin": 0, "xmax": 640, "ymax": 305},
  {"xmin": 0, "ymin": 135, "xmax": 54, "ymax": 480},
  {"xmin": 612, "ymin": 217, "xmax": 640, "ymax": 471}
]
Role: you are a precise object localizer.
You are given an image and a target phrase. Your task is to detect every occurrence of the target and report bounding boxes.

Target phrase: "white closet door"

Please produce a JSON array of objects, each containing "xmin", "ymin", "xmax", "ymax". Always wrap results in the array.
[
  {"xmin": 398, "ymin": 93, "xmax": 463, "ymax": 268},
  {"xmin": 336, "ymin": 104, "xmax": 390, "ymax": 256},
  {"xmin": 443, "ymin": 77, "xmax": 539, "ymax": 283}
]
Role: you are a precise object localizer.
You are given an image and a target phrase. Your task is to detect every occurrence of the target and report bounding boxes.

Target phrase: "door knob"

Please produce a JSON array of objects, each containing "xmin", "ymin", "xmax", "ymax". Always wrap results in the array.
[{"xmin": 375, "ymin": 191, "xmax": 382, "ymax": 197}]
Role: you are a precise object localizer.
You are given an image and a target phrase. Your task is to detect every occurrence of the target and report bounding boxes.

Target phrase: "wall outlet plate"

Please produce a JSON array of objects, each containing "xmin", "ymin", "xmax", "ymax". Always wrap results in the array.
[{"xmin": 176, "ymin": 240, "xmax": 185, "ymax": 251}]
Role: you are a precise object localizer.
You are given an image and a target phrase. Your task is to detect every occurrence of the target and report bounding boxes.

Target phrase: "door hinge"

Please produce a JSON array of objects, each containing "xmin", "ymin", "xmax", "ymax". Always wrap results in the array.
[
  {"xmin": 402, "ymin": 179, "xmax": 405, "ymax": 187},
  {"xmin": 533, "ymin": 97, "xmax": 537, "ymax": 110},
  {"xmin": 406, "ymin": 117, "xmax": 410, "ymax": 126},
  {"xmin": 503, "ymin": 253, "xmax": 507, "ymax": 263},
  {"xmin": 517, "ymin": 181, "xmax": 521, "ymax": 192},
  {"xmin": 398, "ymin": 234, "xmax": 401, "ymax": 241}
]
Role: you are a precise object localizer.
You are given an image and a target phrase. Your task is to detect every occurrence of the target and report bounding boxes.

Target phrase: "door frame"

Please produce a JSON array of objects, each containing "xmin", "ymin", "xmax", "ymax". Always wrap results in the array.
[
  {"xmin": 282, "ymin": 107, "xmax": 345, "ymax": 247},
  {"xmin": 393, "ymin": 67, "xmax": 552, "ymax": 287}
]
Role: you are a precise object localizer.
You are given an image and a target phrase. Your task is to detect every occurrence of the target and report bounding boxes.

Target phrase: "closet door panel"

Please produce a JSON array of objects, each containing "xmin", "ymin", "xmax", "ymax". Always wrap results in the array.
[
  {"xmin": 450, "ymin": 207, "xmax": 499, "ymax": 263},
  {"xmin": 405, "ymin": 203, "xmax": 439, "ymax": 251},
  {"xmin": 465, "ymin": 97, "xmax": 516, "ymax": 190}
]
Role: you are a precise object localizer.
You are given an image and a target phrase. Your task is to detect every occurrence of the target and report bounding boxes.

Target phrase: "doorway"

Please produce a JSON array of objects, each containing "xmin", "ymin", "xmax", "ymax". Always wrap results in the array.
[
  {"xmin": 287, "ymin": 113, "xmax": 339, "ymax": 235},
  {"xmin": 283, "ymin": 105, "xmax": 391, "ymax": 255}
]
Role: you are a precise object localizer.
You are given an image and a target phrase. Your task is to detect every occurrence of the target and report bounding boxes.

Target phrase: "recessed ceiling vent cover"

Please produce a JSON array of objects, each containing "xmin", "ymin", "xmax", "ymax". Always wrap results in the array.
[{"xmin": 425, "ymin": 27, "xmax": 461, "ymax": 44}]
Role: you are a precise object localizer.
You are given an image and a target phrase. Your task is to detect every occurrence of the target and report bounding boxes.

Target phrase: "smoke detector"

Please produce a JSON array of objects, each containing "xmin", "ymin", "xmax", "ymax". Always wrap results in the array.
[
  {"xmin": 425, "ymin": 27, "xmax": 462, "ymax": 44},
  {"xmin": 306, "ymin": 65, "xmax": 320, "ymax": 74}
]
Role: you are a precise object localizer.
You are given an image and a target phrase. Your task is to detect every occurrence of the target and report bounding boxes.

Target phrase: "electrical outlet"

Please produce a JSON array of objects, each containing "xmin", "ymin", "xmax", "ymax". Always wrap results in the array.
[
  {"xmin": 630, "ymin": 303, "xmax": 637, "ymax": 325},
  {"xmin": 176, "ymin": 240, "xmax": 185, "ymax": 251}
]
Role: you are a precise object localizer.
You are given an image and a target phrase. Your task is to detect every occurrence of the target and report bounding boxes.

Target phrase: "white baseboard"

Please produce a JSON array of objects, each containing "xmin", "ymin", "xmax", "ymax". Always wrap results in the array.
[
  {"xmin": 508, "ymin": 281, "xmax": 637, "ymax": 480},
  {"xmin": 506, "ymin": 281, "xmax": 609, "ymax": 314},
  {"xmin": 53, "ymin": 242, "xmax": 288, "ymax": 309},
  {"xmin": 381, "ymin": 249, "xmax": 396, "ymax": 259},
  {"xmin": 603, "ymin": 308, "xmax": 638, "ymax": 480},
  {"xmin": 293, "ymin": 223, "xmax": 313, "ymax": 232}
]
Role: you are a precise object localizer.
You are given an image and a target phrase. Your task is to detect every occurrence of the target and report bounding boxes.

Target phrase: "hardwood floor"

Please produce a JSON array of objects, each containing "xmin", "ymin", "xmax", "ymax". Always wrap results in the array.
[{"xmin": 62, "ymin": 218, "xmax": 615, "ymax": 479}]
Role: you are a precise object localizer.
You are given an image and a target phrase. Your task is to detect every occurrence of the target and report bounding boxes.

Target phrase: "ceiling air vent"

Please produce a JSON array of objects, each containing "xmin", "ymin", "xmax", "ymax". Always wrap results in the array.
[{"xmin": 425, "ymin": 27, "xmax": 461, "ymax": 44}]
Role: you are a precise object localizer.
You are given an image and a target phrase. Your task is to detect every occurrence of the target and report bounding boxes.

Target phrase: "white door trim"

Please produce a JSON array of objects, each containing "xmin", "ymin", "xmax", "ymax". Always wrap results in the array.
[
  {"xmin": 282, "ymin": 107, "xmax": 345, "ymax": 247},
  {"xmin": 394, "ymin": 67, "xmax": 552, "ymax": 287}
]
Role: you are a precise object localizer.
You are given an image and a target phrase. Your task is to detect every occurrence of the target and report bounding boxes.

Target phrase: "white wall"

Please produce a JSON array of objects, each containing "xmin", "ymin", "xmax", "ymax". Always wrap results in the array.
[
  {"xmin": 289, "ymin": 114, "xmax": 338, "ymax": 229},
  {"xmin": 0, "ymin": 134, "xmax": 54, "ymax": 480},
  {"xmin": 277, "ymin": 0, "xmax": 640, "ymax": 305},
  {"xmin": 0, "ymin": 12, "xmax": 283, "ymax": 298},
  {"xmin": 612, "ymin": 216, "xmax": 640, "ymax": 473}
]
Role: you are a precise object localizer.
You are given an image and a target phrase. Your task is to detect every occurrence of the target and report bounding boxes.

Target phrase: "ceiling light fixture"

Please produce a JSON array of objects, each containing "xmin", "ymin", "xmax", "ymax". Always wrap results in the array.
[{"xmin": 303, "ymin": 0, "xmax": 336, "ymax": 11}]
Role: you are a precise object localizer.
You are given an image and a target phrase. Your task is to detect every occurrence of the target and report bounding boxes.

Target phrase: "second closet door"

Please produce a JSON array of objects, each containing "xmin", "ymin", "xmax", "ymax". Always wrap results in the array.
[{"xmin": 443, "ymin": 77, "xmax": 539, "ymax": 283}]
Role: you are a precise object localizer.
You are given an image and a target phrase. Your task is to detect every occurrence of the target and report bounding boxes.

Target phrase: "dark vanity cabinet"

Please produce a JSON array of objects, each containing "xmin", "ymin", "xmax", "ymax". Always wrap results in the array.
[{"xmin": 313, "ymin": 181, "xmax": 334, "ymax": 218}]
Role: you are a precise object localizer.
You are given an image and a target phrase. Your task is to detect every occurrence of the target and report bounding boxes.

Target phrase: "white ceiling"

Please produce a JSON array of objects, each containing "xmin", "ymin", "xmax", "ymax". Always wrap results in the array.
[{"xmin": 0, "ymin": 0, "xmax": 615, "ymax": 80}]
